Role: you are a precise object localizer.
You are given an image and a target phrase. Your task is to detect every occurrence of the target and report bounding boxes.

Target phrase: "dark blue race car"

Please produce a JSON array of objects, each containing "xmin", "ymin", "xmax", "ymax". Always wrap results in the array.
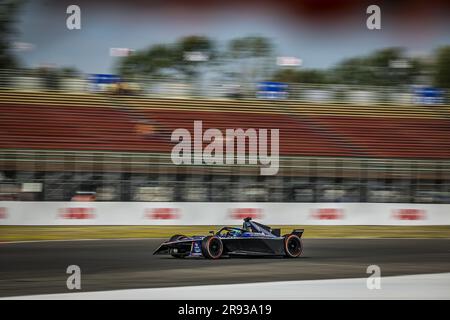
[{"xmin": 153, "ymin": 217, "xmax": 304, "ymax": 259}]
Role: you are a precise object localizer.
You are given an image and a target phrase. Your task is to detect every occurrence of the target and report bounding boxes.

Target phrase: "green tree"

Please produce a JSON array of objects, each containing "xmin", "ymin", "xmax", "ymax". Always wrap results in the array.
[
  {"xmin": 227, "ymin": 36, "xmax": 274, "ymax": 83},
  {"xmin": 0, "ymin": 0, "xmax": 24, "ymax": 69},
  {"xmin": 272, "ymin": 68, "xmax": 329, "ymax": 84},
  {"xmin": 331, "ymin": 47, "xmax": 422, "ymax": 86},
  {"xmin": 118, "ymin": 45, "xmax": 175, "ymax": 78},
  {"xmin": 332, "ymin": 57, "xmax": 373, "ymax": 85},
  {"xmin": 60, "ymin": 66, "xmax": 81, "ymax": 78},
  {"xmin": 174, "ymin": 35, "xmax": 216, "ymax": 79},
  {"xmin": 117, "ymin": 36, "xmax": 215, "ymax": 80},
  {"xmin": 229, "ymin": 36, "xmax": 272, "ymax": 59},
  {"xmin": 433, "ymin": 46, "xmax": 450, "ymax": 88}
]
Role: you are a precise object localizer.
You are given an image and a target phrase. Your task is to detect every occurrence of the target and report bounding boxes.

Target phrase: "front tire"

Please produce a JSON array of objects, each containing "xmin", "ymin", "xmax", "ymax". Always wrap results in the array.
[
  {"xmin": 201, "ymin": 236, "xmax": 223, "ymax": 259},
  {"xmin": 283, "ymin": 234, "xmax": 303, "ymax": 258}
]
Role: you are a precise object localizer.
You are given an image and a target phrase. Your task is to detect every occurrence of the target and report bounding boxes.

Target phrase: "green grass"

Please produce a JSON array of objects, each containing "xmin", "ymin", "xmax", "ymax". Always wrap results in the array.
[{"xmin": 1, "ymin": 225, "xmax": 450, "ymax": 242}]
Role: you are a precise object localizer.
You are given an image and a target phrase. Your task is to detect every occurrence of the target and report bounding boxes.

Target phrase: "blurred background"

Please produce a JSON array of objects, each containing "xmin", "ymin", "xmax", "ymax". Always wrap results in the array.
[
  {"xmin": 2, "ymin": 1, "xmax": 450, "ymax": 302},
  {"xmin": 0, "ymin": 0, "xmax": 450, "ymax": 206}
]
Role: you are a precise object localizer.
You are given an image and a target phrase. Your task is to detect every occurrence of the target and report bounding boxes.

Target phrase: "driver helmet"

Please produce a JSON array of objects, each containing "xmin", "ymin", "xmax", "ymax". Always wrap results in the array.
[{"xmin": 229, "ymin": 228, "xmax": 241, "ymax": 237}]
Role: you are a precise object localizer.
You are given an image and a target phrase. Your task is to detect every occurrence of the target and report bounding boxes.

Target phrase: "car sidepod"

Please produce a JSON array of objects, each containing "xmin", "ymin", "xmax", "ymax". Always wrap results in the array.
[{"xmin": 221, "ymin": 237, "xmax": 286, "ymax": 256}]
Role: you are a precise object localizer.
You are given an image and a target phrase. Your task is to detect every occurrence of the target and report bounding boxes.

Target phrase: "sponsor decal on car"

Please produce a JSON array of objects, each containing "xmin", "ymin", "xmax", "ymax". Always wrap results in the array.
[
  {"xmin": 193, "ymin": 242, "xmax": 201, "ymax": 253},
  {"xmin": 58, "ymin": 207, "xmax": 95, "ymax": 219},
  {"xmin": 310, "ymin": 208, "xmax": 344, "ymax": 220},
  {"xmin": 229, "ymin": 208, "xmax": 263, "ymax": 220},
  {"xmin": 392, "ymin": 209, "xmax": 426, "ymax": 220},
  {"xmin": 145, "ymin": 208, "xmax": 181, "ymax": 220}
]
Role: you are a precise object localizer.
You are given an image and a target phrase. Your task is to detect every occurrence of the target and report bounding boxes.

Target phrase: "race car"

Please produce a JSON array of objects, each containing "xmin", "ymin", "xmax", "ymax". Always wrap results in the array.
[{"xmin": 153, "ymin": 217, "xmax": 304, "ymax": 259}]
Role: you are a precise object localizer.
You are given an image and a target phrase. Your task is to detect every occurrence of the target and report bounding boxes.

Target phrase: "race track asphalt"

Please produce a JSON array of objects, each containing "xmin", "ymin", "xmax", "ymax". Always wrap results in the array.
[{"xmin": 1, "ymin": 238, "xmax": 449, "ymax": 297}]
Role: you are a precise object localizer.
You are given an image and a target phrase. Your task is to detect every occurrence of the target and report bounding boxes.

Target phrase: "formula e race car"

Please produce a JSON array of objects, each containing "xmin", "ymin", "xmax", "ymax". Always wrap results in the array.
[{"xmin": 153, "ymin": 217, "xmax": 304, "ymax": 259}]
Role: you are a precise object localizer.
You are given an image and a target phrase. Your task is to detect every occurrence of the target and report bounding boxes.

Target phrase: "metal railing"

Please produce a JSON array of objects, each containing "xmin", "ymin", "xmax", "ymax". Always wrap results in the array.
[
  {"xmin": 1, "ymin": 172, "xmax": 450, "ymax": 203},
  {"xmin": 2, "ymin": 149, "xmax": 450, "ymax": 177},
  {"xmin": 1, "ymin": 149, "xmax": 449, "ymax": 203}
]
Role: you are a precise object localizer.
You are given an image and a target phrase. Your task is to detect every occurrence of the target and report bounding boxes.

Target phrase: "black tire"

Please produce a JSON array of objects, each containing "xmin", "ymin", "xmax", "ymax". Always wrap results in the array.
[
  {"xmin": 283, "ymin": 234, "xmax": 303, "ymax": 258},
  {"xmin": 169, "ymin": 234, "xmax": 188, "ymax": 258},
  {"xmin": 201, "ymin": 236, "xmax": 223, "ymax": 259}
]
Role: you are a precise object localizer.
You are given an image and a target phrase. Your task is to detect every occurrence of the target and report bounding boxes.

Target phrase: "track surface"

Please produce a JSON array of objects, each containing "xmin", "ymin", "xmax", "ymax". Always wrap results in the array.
[{"xmin": 1, "ymin": 239, "xmax": 450, "ymax": 297}]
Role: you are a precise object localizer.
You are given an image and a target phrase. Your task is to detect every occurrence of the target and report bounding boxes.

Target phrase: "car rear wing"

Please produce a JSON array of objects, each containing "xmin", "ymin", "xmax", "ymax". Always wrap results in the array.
[
  {"xmin": 271, "ymin": 228, "xmax": 281, "ymax": 237},
  {"xmin": 271, "ymin": 228, "xmax": 304, "ymax": 237}
]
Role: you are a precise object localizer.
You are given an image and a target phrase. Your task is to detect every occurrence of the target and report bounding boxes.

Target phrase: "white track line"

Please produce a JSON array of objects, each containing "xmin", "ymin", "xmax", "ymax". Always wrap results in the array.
[
  {"xmin": 0, "ymin": 238, "xmax": 167, "ymax": 244},
  {"xmin": 3, "ymin": 273, "xmax": 450, "ymax": 300},
  {"xmin": 2, "ymin": 237, "xmax": 449, "ymax": 245}
]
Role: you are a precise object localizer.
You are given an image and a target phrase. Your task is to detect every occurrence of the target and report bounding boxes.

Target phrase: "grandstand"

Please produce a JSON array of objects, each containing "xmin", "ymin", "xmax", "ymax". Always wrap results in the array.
[{"xmin": 0, "ymin": 91, "xmax": 449, "ymax": 203}]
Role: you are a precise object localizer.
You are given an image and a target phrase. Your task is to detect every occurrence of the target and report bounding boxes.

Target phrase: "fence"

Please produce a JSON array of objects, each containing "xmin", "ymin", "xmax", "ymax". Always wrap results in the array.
[
  {"xmin": 1, "ymin": 69, "xmax": 448, "ymax": 105},
  {"xmin": 1, "ymin": 150, "xmax": 450, "ymax": 203},
  {"xmin": 1, "ymin": 201, "xmax": 449, "ymax": 225}
]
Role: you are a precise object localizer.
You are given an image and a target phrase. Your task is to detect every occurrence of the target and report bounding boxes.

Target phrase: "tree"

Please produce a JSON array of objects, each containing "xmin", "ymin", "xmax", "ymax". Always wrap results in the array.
[
  {"xmin": 229, "ymin": 36, "xmax": 272, "ymax": 59},
  {"xmin": 332, "ymin": 57, "xmax": 373, "ymax": 85},
  {"xmin": 117, "ymin": 36, "xmax": 215, "ymax": 80},
  {"xmin": 272, "ymin": 68, "xmax": 329, "ymax": 84},
  {"xmin": 227, "ymin": 36, "xmax": 274, "ymax": 83},
  {"xmin": 174, "ymin": 35, "xmax": 216, "ymax": 79},
  {"xmin": 118, "ymin": 45, "xmax": 175, "ymax": 78},
  {"xmin": 0, "ymin": 0, "xmax": 24, "ymax": 69},
  {"xmin": 331, "ymin": 47, "xmax": 425, "ymax": 87},
  {"xmin": 60, "ymin": 66, "xmax": 81, "ymax": 78},
  {"xmin": 433, "ymin": 46, "xmax": 450, "ymax": 88}
]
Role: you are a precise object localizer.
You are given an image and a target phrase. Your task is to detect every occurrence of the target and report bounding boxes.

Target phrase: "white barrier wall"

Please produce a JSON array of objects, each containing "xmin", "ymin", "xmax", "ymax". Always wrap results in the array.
[{"xmin": 0, "ymin": 202, "xmax": 449, "ymax": 226}]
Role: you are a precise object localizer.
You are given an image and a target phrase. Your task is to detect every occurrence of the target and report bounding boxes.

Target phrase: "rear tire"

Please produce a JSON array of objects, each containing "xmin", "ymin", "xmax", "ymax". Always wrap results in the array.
[
  {"xmin": 169, "ymin": 234, "xmax": 188, "ymax": 258},
  {"xmin": 283, "ymin": 234, "xmax": 303, "ymax": 258},
  {"xmin": 201, "ymin": 236, "xmax": 223, "ymax": 259}
]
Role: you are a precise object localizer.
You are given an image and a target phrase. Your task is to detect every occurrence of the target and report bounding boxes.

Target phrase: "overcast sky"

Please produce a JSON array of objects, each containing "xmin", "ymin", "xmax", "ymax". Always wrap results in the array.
[{"xmin": 13, "ymin": 0, "xmax": 450, "ymax": 74}]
